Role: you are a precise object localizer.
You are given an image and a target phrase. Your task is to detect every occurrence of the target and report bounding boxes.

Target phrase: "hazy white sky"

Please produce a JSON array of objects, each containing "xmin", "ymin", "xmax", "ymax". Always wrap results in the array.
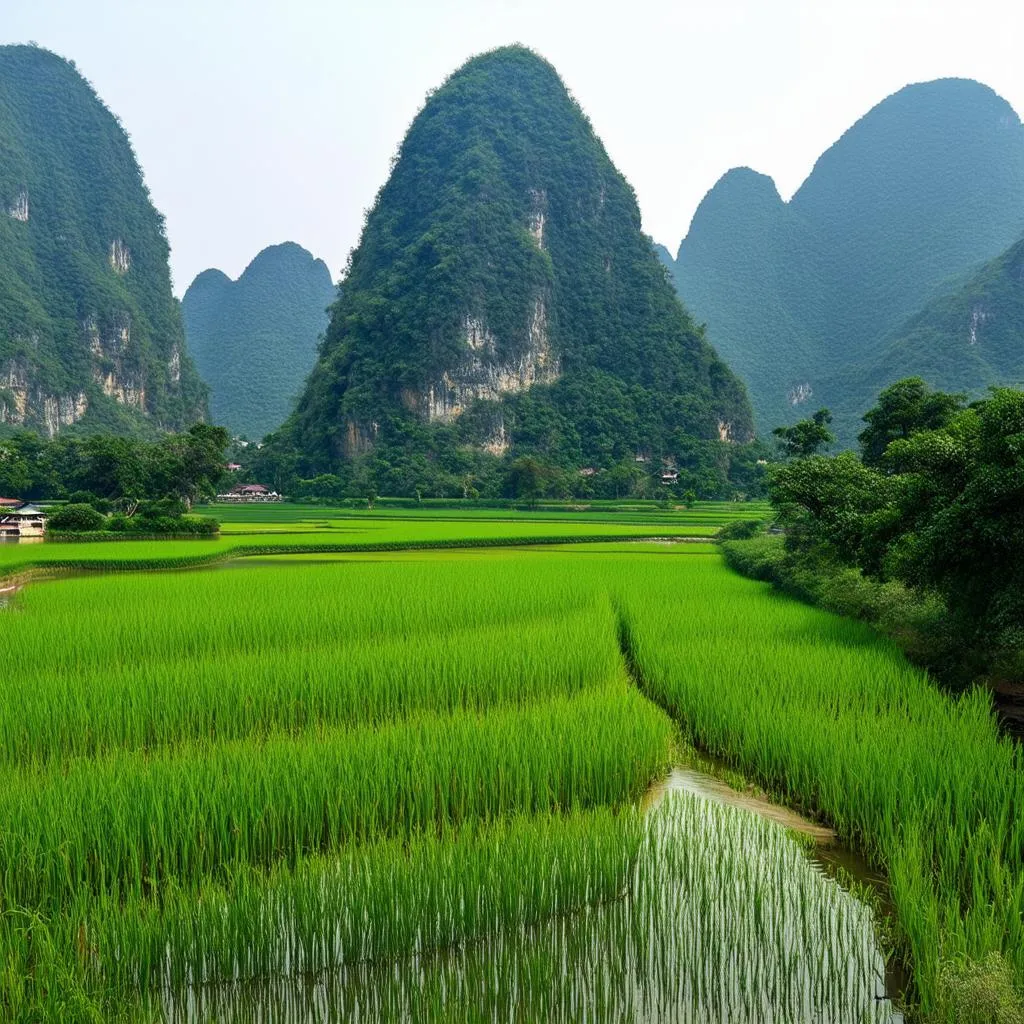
[{"xmin": 5, "ymin": 0, "xmax": 1023, "ymax": 293}]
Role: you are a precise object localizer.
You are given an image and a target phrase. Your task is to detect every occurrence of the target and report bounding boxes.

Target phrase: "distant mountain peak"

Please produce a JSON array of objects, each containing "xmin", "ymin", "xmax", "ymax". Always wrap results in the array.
[
  {"xmin": 669, "ymin": 76, "xmax": 1024, "ymax": 437},
  {"xmin": 182, "ymin": 242, "xmax": 335, "ymax": 439}
]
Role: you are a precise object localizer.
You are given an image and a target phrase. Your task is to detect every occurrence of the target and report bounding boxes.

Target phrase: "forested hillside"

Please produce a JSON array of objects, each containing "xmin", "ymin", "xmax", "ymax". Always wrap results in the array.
[
  {"xmin": 665, "ymin": 79, "xmax": 1024, "ymax": 439},
  {"xmin": 821, "ymin": 234, "xmax": 1024, "ymax": 428},
  {"xmin": 182, "ymin": 243, "xmax": 335, "ymax": 438},
  {"xmin": 278, "ymin": 46, "xmax": 756, "ymax": 498},
  {"xmin": 0, "ymin": 44, "xmax": 206, "ymax": 436}
]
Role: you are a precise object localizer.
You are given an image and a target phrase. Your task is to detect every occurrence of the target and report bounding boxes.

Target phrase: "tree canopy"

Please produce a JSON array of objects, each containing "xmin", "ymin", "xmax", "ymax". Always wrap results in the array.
[
  {"xmin": 0, "ymin": 424, "xmax": 229, "ymax": 509},
  {"xmin": 763, "ymin": 379, "xmax": 1024, "ymax": 669},
  {"xmin": 772, "ymin": 408, "xmax": 834, "ymax": 459},
  {"xmin": 858, "ymin": 377, "xmax": 965, "ymax": 467}
]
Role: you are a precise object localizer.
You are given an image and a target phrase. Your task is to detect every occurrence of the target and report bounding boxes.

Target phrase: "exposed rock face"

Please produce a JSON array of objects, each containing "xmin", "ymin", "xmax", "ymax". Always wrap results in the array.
[
  {"xmin": 7, "ymin": 189, "xmax": 28, "ymax": 221},
  {"xmin": 481, "ymin": 417, "xmax": 510, "ymax": 455},
  {"xmin": 109, "ymin": 239, "xmax": 131, "ymax": 275},
  {"xmin": 425, "ymin": 300, "xmax": 559, "ymax": 423},
  {"xmin": 1, "ymin": 308, "xmax": 152, "ymax": 435},
  {"xmin": 168, "ymin": 345, "xmax": 181, "ymax": 384},
  {"xmin": 968, "ymin": 306, "xmax": 988, "ymax": 345},
  {"xmin": 788, "ymin": 383, "xmax": 813, "ymax": 406},
  {"xmin": 85, "ymin": 314, "xmax": 146, "ymax": 409},
  {"xmin": 527, "ymin": 189, "xmax": 547, "ymax": 249},
  {"xmin": 343, "ymin": 418, "xmax": 378, "ymax": 458},
  {"xmin": 0, "ymin": 362, "xmax": 88, "ymax": 437}
]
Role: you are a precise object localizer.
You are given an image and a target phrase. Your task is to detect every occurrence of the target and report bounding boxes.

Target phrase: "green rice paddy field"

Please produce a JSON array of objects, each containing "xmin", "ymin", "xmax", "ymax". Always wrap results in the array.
[
  {"xmin": 0, "ymin": 501, "xmax": 760, "ymax": 580},
  {"xmin": 0, "ymin": 504, "xmax": 1020, "ymax": 1022}
]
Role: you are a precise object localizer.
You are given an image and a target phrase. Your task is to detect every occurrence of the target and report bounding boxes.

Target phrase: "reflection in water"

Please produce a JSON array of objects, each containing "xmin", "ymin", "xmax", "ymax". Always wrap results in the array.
[
  {"xmin": 647, "ymin": 765, "xmax": 907, "ymax": 1003},
  {"xmin": 160, "ymin": 792, "xmax": 901, "ymax": 1023}
]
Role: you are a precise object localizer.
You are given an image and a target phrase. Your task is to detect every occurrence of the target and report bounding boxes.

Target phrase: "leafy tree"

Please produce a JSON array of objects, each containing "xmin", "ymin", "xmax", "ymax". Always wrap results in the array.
[
  {"xmin": 882, "ymin": 388, "xmax": 1024, "ymax": 649},
  {"xmin": 858, "ymin": 377, "xmax": 965, "ymax": 467},
  {"xmin": 772, "ymin": 409, "xmax": 834, "ymax": 459},
  {"xmin": 760, "ymin": 382, "xmax": 1024, "ymax": 675},
  {"xmin": 0, "ymin": 441, "xmax": 32, "ymax": 496},
  {"xmin": 147, "ymin": 425, "xmax": 229, "ymax": 509},
  {"xmin": 249, "ymin": 434, "xmax": 301, "ymax": 495},
  {"xmin": 505, "ymin": 457, "xmax": 546, "ymax": 504},
  {"xmin": 768, "ymin": 452, "xmax": 900, "ymax": 573},
  {"xmin": 605, "ymin": 460, "xmax": 644, "ymax": 499}
]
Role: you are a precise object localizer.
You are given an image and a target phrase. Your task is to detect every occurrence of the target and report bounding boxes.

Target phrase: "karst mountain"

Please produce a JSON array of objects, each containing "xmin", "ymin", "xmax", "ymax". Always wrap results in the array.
[
  {"xmin": 0, "ymin": 44, "xmax": 206, "ymax": 437},
  {"xmin": 661, "ymin": 78, "xmax": 1024, "ymax": 439},
  {"xmin": 285, "ymin": 46, "xmax": 754, "ymax": 483},
  {"xmin": 827, "ymin": 233, "xmax": 1024, "ymax": 421},
  {"xmin": 183, "ymin": 243, "xmax": 335, "ymax": 439}
]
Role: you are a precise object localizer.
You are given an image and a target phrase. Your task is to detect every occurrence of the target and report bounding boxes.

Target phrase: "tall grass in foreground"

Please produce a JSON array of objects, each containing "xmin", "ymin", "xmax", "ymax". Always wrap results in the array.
[
  {"xmin": 616, "ymin": 554, "xmax": 1024, "ymax": 1012},
  {"xmin": 0, "ymin": 561, "xmax": 626, "ymax": 763},
  {"xmin": 101, "ymin": 808, "xmax": 643, "ymax": 995},
  {"xmin": 0, "ymin": 605, "xmax": 620, "ymax": 763},
  {"xmin": 2, "ymin": 543, "xmax": 1019, "ymax": 1018},
  {"xmin": 0, "ymin": 683, "xmax": 671, "ymax": 911}
]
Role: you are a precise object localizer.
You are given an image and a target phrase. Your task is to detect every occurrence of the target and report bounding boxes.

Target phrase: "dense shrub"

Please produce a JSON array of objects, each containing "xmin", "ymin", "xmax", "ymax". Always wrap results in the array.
[
  {"xmin": 47, "ymin": 504, "xmax": 105, "ymax": 533},
  {"xmin": 934, "ymin": 953, "xmax": 1024, "ymax": 1024},
  {"xmin": 716, "ymin": 518, "xmax": 766, "ymax": 542}
]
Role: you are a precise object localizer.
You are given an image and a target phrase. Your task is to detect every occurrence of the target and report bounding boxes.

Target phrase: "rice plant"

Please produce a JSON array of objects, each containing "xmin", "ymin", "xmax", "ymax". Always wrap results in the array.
[
  {"xmin": 149, "ymin": 793, "xmax": 897, "ymax": 1023},
  {"xmin": 0, "ymin": 683, "xmax": 671, "ymax": 910},
  {"xmin": 616, "ymin": 553, "xmax": 1024, "ymax": 1010},
  {"xmin": 2, "ymin": 533, "xmax": 1016, "ymax": 1017}
]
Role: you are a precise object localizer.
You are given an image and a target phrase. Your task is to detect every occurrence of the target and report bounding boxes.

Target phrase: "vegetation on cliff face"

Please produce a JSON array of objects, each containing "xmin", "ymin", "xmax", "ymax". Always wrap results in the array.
[
  {"xmin": 182, "ymin": 243, "xmax": 335, "ymax": 439},
  {"xmin": 279, "ymin": 46, "xmax": 754, "ymax": 498},
  {"xmin": 665, "ymin": 79, "xmax": 1024, "ymax": 439},
  {"xmin": 0, "ymin": 44, "xmax": 207, "ymax": 437}
]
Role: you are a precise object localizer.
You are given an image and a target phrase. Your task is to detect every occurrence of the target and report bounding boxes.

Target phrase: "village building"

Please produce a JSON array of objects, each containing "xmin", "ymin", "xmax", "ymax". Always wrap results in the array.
[
  {"xmin": 216, "ymin": 483, "xmax": 283, "ymax": 503},
  {"xmin": 0, "ymin": 502, "xmax": 48, "ymax": 540}
]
